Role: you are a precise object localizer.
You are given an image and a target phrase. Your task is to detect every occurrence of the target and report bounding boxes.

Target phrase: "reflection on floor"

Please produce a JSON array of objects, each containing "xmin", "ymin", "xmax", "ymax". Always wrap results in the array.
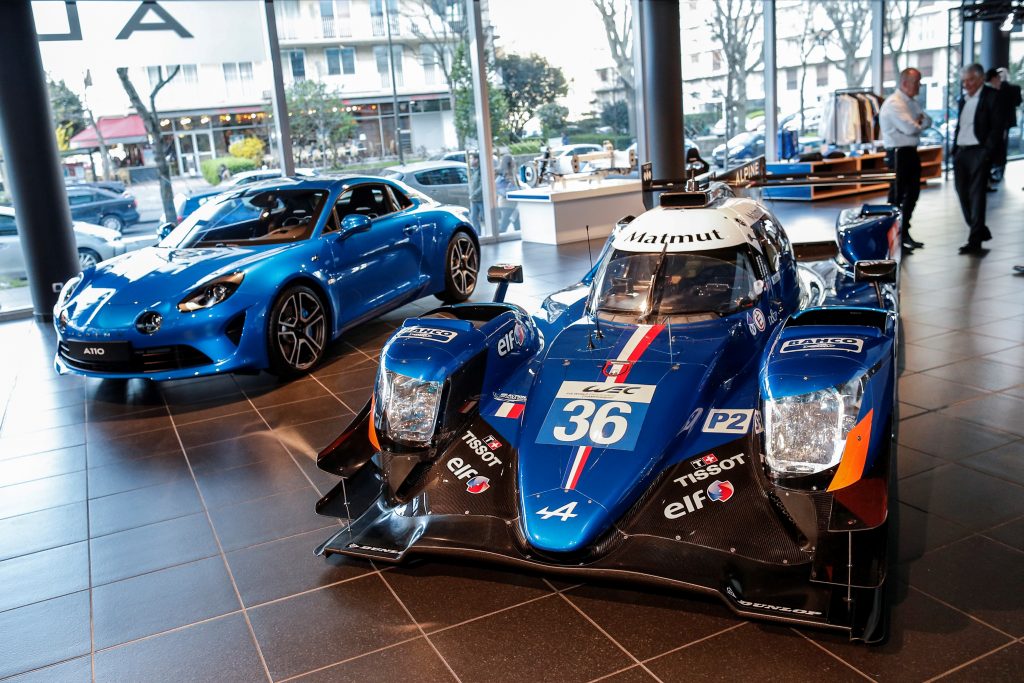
[{"xmin": 0, "ymin": 163, "xmax": 1022, "ymax": 682}]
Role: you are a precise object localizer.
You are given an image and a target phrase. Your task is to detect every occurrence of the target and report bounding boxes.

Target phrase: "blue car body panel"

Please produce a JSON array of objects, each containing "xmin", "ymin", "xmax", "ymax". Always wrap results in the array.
[
  {"xmin": 314, "ymin": 194, "xmax": 902, "ymax": 642},
  {"xmin": 53, "ymin": 176, "xmax": 477, "ymax": 380}
]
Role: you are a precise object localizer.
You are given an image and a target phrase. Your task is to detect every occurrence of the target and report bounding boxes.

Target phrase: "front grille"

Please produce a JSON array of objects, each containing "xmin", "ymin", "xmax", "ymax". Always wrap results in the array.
[{"xmin": 59, "ymin": 343, "xmax": 212, "ymax": 373}]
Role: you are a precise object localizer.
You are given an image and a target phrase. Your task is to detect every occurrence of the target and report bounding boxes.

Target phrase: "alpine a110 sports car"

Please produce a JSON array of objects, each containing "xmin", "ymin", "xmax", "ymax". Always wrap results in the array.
[
  {"xmin": 313, "ymin": 161, "xmax": 901, "ymax": 642},
  {"xmin": 52, "ymin": 175, "xmax": 480, "ymax": 379}
]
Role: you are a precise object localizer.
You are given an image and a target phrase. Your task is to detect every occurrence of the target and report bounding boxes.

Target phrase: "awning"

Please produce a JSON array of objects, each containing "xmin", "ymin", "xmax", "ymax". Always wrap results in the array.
[{"xmin": 70, "ymin": 115, "xmax": 148, "ymax": 149}]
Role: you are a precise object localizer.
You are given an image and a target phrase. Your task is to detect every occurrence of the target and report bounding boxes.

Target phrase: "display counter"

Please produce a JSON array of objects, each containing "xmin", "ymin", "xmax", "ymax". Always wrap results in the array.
[{"xmin": 506, "ymin": 178, "xmax": 645, "ymax": 245}]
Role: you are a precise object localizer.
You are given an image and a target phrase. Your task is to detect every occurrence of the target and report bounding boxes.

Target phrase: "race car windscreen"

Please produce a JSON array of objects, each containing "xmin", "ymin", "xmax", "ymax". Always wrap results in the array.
[
  {"xmin": 160, "ymin": 189, "xmax": 328, "ymax": 248},
  {"xmin": 591, "ymin": 246, "xmax": 760, "ymax": 320}
]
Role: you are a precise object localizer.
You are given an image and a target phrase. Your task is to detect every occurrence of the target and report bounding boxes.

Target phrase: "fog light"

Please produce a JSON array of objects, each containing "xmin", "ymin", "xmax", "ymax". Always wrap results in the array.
[{"xmin": 136, "ymin": 311, "xmax": 163, "ymax": 335}]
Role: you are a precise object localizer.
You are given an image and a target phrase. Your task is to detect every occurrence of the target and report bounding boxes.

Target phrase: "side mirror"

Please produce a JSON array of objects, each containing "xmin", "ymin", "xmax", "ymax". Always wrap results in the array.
[
  {"xmin": 752, "ymin": 280, "xmax": 766, "ymax": 296},
  {"xmin": 157, "ymin": 222, "xmax": 175, "ymax": 240},
  {"xmin": 854, "ymin": 259, "xmax": 897, "ymax": 284},
  {"xmin": 337, "ymin": 213, "xmax": 371, "ymax": 240},
  {"xmin": 487, "ymin": 263, "xmax": 523, "ymax": 303}
]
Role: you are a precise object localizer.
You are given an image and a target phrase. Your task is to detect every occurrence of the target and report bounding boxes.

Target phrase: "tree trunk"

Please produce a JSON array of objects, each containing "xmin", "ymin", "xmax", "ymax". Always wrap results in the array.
[
  {"xmin": 85, "ymin": 108, "xmax": 112, "ymax": 181},
  {"xmin": 116, "ymin": 66, "xmax": 178, "ymax": 223}
]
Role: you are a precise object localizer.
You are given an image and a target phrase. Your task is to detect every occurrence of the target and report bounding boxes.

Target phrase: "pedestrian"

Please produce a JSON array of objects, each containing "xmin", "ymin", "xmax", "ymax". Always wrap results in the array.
[
  {"xmin": 985, "ymin": 67, "xmax": 1023, "ymax": 187},
  {"xmin": 218, "ymin": 163, "xmax": 231, "ymax": 183},
  {"xmin": 953, "ymin": 63, "xmax": 1001, "ymax": 255},
  {"xmin": 496, "ymin": 149, "xmax": 520, "ymax": 234},
  {"xmin": 467, "ymin": 151, "xmax": 484, "ymax": 230},
  {"xmin": 879, "ymin": 67, "xmax": 931, "ymax": 252}
]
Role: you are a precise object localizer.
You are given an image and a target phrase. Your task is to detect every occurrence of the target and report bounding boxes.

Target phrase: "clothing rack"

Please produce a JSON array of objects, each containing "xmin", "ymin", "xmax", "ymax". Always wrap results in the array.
[{"xmin": 826, "ymin": 87, "xmax": 883, "ymax": 148}]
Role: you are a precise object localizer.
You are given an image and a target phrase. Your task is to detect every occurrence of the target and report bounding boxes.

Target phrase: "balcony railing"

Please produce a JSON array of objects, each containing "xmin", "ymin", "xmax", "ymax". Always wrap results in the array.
[{"xmin": 371, "ymin": 15, "xmax": 400, "ymax": 37}]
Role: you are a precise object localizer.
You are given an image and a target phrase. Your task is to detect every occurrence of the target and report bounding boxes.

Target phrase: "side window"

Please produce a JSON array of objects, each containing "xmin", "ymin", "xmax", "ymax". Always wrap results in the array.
[
  {"xmin": 414, "ymin": 170, "xmax": 440, "ymax": 186},
  {"xmin": 68, "ymin": 192, "xmax": 92, "ymax": 206},
  {"xmin": 387, "ymin": 185, "xmax": 412, "ymax": 210},
  {"xmin": 0, "ymin": 215, "xmax": 17, "ymax": 236},
  {"xmin": 323, "ymin": 192, "xmax": 346, "ymax": 234},
  {"xmin": 750, "ymin": 218, "xmax": 779, "ymax": 274},
  {"xmin": 454, "ymin": 167, "xmax": 468, "ymax": 183}
]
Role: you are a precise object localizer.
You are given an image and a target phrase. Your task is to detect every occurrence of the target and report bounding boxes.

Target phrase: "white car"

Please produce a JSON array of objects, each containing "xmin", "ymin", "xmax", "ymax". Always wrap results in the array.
[{"xmin": 0, "ymin": 205, "xmax": 126, "ymax": 280}]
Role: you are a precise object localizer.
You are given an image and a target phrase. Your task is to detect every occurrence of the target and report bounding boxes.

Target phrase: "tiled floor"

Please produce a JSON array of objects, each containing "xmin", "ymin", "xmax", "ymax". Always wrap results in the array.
[{"xmin": 1, "ymin": 163, "xmax": 1023, "ymax": 682}]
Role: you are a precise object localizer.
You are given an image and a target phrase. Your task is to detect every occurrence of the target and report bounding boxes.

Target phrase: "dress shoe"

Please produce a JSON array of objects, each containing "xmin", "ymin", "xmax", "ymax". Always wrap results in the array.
[
  {"xmin": 980, "ymin": 227, "xmax": 992, "ymax": 242},
  {"xmin": 905, "ymin": 237, "xmax": 925, "ymax": 248},
  {"xmin": 959, "ymin": 243, "xmax": 983, "ymax": 254},
  {"xmin": 1014, "ymin": 265, "xmax": 1024, "ymax": 274},
  {"xmin": 901, "ymin": 240, "xmax": 917, "ymax": 252},
  {"xmin": 987, "ymin": 185, "xmax": 997, "ymax": 193}
]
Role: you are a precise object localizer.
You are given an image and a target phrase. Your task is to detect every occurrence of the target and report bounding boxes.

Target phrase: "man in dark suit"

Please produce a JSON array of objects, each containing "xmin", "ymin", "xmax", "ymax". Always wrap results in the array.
[{"xmin": 953, "ymin": 64, "xmax": 1001, "ymax": 254}]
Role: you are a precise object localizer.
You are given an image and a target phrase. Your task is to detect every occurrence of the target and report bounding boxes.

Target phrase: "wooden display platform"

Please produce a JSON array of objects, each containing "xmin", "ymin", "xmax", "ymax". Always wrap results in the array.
[{"xmin": 764, "ymin": 146, "xmax": 942, "ymax": 201}]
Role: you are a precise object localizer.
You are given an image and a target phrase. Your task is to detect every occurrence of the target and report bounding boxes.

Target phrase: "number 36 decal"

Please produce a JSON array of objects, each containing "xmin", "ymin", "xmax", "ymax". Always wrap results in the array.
[{"xmin": 537, "ymin": 381, "xmax": 655, "ymax": 450}]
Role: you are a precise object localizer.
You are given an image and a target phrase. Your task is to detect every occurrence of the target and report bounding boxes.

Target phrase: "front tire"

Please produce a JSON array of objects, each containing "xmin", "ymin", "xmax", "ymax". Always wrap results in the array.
[
  {"xmin": 100, "ymin": 215, "xmax": 124, "ymax": 232},
  {"xmin": 77, "ymin": 248, "xmax": 101, "ymax": 270},
  {"xmin": 267, "ymin": 284, "xmax": 328, "ymax": 377},
  {"xmin": 436, "ymin": 231, "xmax": 479, "ymax": 303}
]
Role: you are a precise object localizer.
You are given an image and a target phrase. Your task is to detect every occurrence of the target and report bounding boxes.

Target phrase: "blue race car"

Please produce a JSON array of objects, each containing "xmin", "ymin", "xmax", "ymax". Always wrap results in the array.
[
  {"xmin": 313, "ymin": 166, "xmax": 901, "ymax": 643},
  {"xmin": 53, "ymin": 176, "xmax": 480, "ymax": 379}
]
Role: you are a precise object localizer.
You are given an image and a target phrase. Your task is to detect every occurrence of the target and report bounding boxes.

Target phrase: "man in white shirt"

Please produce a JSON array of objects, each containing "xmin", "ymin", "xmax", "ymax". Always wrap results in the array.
[
  {"xmin": 879, "ymin": 68, "xmax": 931, "ymax": 251},
  {"xmin": 953, "ymin": 63, "xmax": 1000, "ymax": 254}
]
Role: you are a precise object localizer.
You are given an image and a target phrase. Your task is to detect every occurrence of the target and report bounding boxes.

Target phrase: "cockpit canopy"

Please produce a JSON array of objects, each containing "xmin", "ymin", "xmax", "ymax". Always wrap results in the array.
[{"xmin": 590, "ymin": 245, "xmax": 761, "ymax": 323}]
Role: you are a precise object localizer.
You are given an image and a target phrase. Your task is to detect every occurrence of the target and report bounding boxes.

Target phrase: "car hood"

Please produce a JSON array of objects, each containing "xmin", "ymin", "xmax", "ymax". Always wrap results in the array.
[
  {"xmin": 73, "ymin": 222, "xmax": 121, "ymax": 243},
  {"xmin": 516, "ymin": 314, "xmax": 762, "ymax": 553},
  {"xmin": 68, "ymin": 244, "xmax": 293, "ymax": 319}
]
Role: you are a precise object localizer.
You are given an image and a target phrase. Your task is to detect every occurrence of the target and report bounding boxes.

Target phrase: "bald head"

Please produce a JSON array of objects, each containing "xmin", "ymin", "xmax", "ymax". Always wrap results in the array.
[{"xmin": 900, "ymin": 68, "xmax": 922, "ymax": 97}]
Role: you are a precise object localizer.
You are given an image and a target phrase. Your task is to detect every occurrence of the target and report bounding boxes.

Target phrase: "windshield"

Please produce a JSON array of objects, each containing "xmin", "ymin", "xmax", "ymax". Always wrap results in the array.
[
  {"xmin": 591, "ymin": 246, "xmax": 760, "ymax": 320},
  {"xmin": 160, "ymin": 189, "xmax": 328, "ymax": 248}
]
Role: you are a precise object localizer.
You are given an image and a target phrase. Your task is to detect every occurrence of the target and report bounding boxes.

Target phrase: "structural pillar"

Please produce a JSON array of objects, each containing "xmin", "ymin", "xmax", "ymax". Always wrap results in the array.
[
  {"xmin": 264, "ymin": 0, "xmax": 295, "ymax": 175},
  {"xmin": 870, "ymin": 0, "xmax": 885, "ymax": 91},
  {"xmin": 466, "ymin": 0, "xmax": 497, "ymax": 239},
  {"xmin": 0, "ymin": 2, "xmax": 79, "ymax": 320},
  {"xmin": 962, "ymin": 19, "xmax": 976, "ymax": 67},
  {"xmin": 762, "ymin": 0, "xmax": 778, "ymax": 162},
  {"xmin": 979, "ymin": 21, "xmax": 1010, "ymax": 70},
  {"xmin": 637, "ymin": 0, "xmax": 683, "ymax": 181}
]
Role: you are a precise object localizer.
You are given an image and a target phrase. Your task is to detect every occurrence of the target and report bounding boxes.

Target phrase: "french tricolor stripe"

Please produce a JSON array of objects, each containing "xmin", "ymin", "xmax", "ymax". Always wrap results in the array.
[
  {"xmin": 495, "ymin": 402, "xmax": 524, "ymax": 419},
  {"xmin": 563, "ymin": 324, "xmax": 664, "ymax": 490}
]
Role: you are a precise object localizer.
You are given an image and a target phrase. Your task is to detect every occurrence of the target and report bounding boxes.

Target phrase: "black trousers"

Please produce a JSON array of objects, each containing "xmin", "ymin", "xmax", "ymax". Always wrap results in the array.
[
  {"xmin": 886, "ymin": 147, "xmax": 921, "ymax": 237},
  {"xmin": 953, "ymin": 145, "xmax": 992, "ymax": 247}
]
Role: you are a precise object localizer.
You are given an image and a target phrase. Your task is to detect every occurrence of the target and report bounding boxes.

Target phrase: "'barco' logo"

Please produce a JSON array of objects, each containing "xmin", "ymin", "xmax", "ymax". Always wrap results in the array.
[{"xmin": 779, "ymin": 337, "xmax": 864, "ymax": 354}]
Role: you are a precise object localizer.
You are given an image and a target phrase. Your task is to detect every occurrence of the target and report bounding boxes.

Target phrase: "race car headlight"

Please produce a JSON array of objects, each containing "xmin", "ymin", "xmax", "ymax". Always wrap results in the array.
[
  {"xmin": 764, "ymin": 376, "xmax": 865, "ymax": 476},
  {"xmin": 375, "ymin": 368, "xmax": 442, "ymax": 447},
  {"xmin": 177, "ymin": 273, "xmax": 244, "ymax": 312},
  {"xmin": 57, "ymin": 274, "xmax": 82, "ymax": 310}
]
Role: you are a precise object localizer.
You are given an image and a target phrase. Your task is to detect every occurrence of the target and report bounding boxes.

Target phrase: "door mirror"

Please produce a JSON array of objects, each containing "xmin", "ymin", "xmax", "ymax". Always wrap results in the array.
[
  {"xmin": 157, "ymin": 222, "xmax": 175, "ymax": 240},
  {"xmin": 337, "ymin": 213, "xmax": 371, "ymax": 240}
]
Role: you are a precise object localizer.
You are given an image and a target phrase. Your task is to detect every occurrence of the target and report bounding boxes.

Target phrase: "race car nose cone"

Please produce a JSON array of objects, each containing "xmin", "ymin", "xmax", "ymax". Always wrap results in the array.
[
  {"xmin": 520, "ymin": 488, "xmax": 610, "ymax": 555},
  {"xmin": 135, "ymin": 311, "xmax": 163, "ymax": 335}
]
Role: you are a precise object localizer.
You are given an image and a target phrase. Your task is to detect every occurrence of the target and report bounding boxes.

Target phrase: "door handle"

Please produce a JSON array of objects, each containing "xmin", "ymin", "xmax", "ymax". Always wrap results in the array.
[{"xmin": 403, "ymin": 224, "xmax": 419, "ymax": 235}]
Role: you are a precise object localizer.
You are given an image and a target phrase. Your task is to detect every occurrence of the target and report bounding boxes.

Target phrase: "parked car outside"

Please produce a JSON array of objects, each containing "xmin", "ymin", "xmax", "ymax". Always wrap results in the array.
[
  {"xmin": 64, "ymin": 178, "xmax": 128, "ymax": 196},
  {"xmin": 712, "ymin": 131, "xmax": 765, "ymax": 167},
  {"xmin": 65, "ymin": 186, "xmax": 140, "ymax": 233},
  {"xmin": 0, "ymin": 205, "xmax": 126, "ymax": 280},
  {"xmin": 172, "ymin": 168, "xmax": 318, "ymax": 223},
  {"xmin": 381, "ymin": 160, "xmax": 470, "ymax": 207}
]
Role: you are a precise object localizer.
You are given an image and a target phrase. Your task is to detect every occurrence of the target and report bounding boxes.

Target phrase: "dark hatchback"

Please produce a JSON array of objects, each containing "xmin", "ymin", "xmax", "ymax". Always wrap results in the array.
[{"xmin": 66, "ymin": 186, "xmax": 140, "ymax": 233}]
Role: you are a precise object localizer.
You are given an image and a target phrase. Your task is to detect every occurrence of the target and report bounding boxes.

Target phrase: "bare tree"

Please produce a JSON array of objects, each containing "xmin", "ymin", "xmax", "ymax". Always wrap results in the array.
[
  {"xmin": 407, "ymin": 0, "xmax": 467, "ymax": 124},
  {"xmin": 821, "ymin": 1, "xmax": 872, "ymax": 88},
  {"xmin": 886, "ymin": 0, "xmax": 923, "ymax": 77},
  {"xmin": 708, "ymin": 0, "xmax": 763, "ymax": 140},
  {"xmin": 117, "ymin": 65, "xmax": 179, "ymax": 223},
  {"xmin": 591, "ymin": 0, "xmax": 635, "ymax": 133}
]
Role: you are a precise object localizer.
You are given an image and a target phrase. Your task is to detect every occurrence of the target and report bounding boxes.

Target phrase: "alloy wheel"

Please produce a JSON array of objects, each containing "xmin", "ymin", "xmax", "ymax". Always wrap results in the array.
[
  {"xmin": 449, "ymin": 234, "xmax": 479, "ymax": 297},
  {"xmin": 78, "ymin": 250, "xmax": 99, "ymax": 270},
  {"xmin": 275, "ymin": 291, "xmax": 326, "ymax": 371}
]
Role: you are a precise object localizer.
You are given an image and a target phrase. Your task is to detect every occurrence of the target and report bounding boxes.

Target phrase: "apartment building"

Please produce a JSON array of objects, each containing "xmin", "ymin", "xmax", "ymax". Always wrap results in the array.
[{"xmin": 275, "ymin": 0, "xmax": 464, "ymax": 156}]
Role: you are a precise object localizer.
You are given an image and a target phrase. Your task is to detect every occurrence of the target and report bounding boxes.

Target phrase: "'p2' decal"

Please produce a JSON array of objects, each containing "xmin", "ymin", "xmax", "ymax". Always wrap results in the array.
[{"xmin": 703, "ymin": 409, "xmax": 753, "ymax": 434}]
